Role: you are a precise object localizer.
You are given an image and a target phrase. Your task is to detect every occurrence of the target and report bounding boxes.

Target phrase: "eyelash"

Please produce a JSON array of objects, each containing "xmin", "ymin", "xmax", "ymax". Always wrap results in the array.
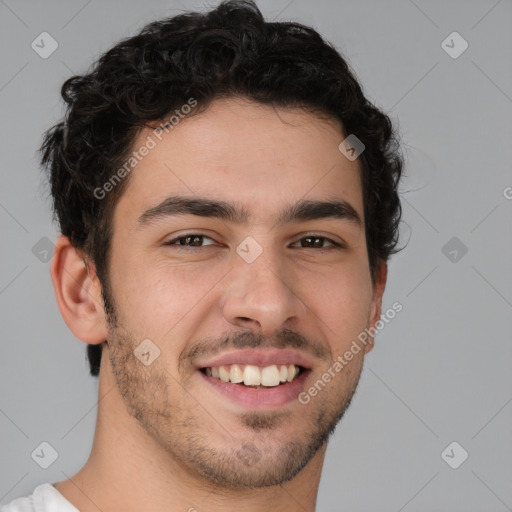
[{"xmin": 164, "ymin": 233, "xmax": 344, "ymax": 250}]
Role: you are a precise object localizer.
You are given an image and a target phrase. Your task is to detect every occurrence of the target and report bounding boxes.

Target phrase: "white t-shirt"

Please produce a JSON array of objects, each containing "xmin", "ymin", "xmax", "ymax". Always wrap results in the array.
[{"xmin": 0, "ymin": 483, "xmax": 78, "ymax": 512}]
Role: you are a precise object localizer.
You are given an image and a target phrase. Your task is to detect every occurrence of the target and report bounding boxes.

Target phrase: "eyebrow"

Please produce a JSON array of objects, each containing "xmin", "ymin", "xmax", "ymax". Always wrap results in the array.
[{"xmin": 137, "ymin": 195, "xmax": 362, "ymax": 228}]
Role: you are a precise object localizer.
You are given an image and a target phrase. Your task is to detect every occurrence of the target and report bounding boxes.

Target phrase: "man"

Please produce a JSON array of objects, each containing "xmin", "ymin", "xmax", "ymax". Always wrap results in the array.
[{"xmin": 1, "ymin": 0, "xmax": 402, "ymax": 510}]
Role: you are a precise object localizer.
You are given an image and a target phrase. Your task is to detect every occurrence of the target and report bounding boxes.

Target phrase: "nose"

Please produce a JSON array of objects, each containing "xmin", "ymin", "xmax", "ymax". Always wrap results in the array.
[{"xmin": 222, "ymin": 247, "xmax": 304, "ymax": 336}]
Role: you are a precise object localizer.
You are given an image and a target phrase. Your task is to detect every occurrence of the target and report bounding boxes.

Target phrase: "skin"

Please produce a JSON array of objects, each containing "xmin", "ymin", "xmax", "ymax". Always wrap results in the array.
[{"xmin": 50, "ymin": 97, "xmax": 387, "ymax": 512}]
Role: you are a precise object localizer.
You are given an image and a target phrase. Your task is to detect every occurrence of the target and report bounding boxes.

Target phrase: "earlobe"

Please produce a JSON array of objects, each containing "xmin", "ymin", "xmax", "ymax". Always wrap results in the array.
[
  {"xmin": 364, "ymin": 260, "xmax": 388, "ymax": 354},
  {"xmin": 50, "ymin": 234, "xmax": 108, "ymax": 344}
]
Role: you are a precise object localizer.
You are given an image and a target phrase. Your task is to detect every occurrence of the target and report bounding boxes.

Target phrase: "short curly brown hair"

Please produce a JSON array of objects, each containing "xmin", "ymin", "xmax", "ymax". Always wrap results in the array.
[{"xmin": 40, "ymin": 0, "xmax": 403, "ymax": 377}]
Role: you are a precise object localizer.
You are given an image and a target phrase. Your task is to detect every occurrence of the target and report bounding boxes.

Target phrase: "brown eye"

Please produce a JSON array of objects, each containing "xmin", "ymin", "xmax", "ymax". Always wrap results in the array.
[
  {"xmin": 292, "ymin": 236, "xmax": 341, "ymax": 249},
  {"xmin": 165, "ymin": 234, "xmax": 215, "ymax": 248}
]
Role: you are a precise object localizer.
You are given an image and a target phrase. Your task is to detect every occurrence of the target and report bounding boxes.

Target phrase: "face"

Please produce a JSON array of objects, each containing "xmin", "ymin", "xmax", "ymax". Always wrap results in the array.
[{"xmin": 103, "ymin": 97, "xmax": 384, "ymax": 488}]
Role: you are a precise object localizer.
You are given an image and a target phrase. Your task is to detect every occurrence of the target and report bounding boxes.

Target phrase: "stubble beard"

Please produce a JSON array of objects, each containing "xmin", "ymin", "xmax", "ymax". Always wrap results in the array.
[{"xmin": 104, "ymin": 308, "xmax": 364, "ymax": 489}]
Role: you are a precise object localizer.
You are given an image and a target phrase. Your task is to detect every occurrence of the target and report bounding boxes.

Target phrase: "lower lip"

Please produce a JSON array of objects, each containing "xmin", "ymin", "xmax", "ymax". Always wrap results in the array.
[{"xmin": 200, "ymin": 370, "xmax": 310, "ymax": 409}]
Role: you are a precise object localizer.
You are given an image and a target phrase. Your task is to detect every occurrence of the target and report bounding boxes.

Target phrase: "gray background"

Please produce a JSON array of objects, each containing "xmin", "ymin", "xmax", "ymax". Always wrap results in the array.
[{"xmin": 0, "ymin": 0, "xmax": 511, "ymax": 510}]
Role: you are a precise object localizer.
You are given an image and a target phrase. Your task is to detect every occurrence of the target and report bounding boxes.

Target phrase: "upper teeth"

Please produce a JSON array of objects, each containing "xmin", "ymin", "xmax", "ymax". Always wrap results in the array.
[{"xmin": 204, "ymin": 364, "xmax": 300, "ymax": 387}]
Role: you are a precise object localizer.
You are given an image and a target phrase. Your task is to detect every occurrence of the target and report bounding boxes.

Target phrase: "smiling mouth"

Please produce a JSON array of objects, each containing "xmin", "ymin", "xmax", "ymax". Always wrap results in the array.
[{"xmin": 200, "ymin": 363, "xmax": 305, "ymax": 388}]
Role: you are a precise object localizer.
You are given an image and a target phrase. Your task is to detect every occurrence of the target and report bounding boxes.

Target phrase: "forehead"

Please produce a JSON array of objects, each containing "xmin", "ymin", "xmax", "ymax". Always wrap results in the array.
[{"xmin": 115, "ymin": 98, "xmax": 363, "ymax": 226}]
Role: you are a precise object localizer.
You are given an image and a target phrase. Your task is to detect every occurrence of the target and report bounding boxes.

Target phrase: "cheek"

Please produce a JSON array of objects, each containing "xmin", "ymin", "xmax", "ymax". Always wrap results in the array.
[
  {"xmin": 306, "ymin": 261, "xmax": 373, "ymax": 351},
  {"xmin": 111, "ymin": 255, "xmax": 226, "ymax": 338}
]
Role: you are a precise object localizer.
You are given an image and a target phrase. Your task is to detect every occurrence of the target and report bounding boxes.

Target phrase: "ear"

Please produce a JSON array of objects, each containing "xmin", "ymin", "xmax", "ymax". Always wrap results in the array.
[
  {"xmin": 50, "ymin": 234, "xmax": 108, "ymax": 344},
  {"xmin": 364, "ymin": 260, "xmax": 388, "ymax": 354}
]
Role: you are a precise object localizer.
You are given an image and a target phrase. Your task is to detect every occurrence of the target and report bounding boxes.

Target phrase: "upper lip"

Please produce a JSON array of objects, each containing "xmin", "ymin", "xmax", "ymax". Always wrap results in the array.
[{"xmin": 196, "ymin": 349, "xmax": 313, "ymax": 370}]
